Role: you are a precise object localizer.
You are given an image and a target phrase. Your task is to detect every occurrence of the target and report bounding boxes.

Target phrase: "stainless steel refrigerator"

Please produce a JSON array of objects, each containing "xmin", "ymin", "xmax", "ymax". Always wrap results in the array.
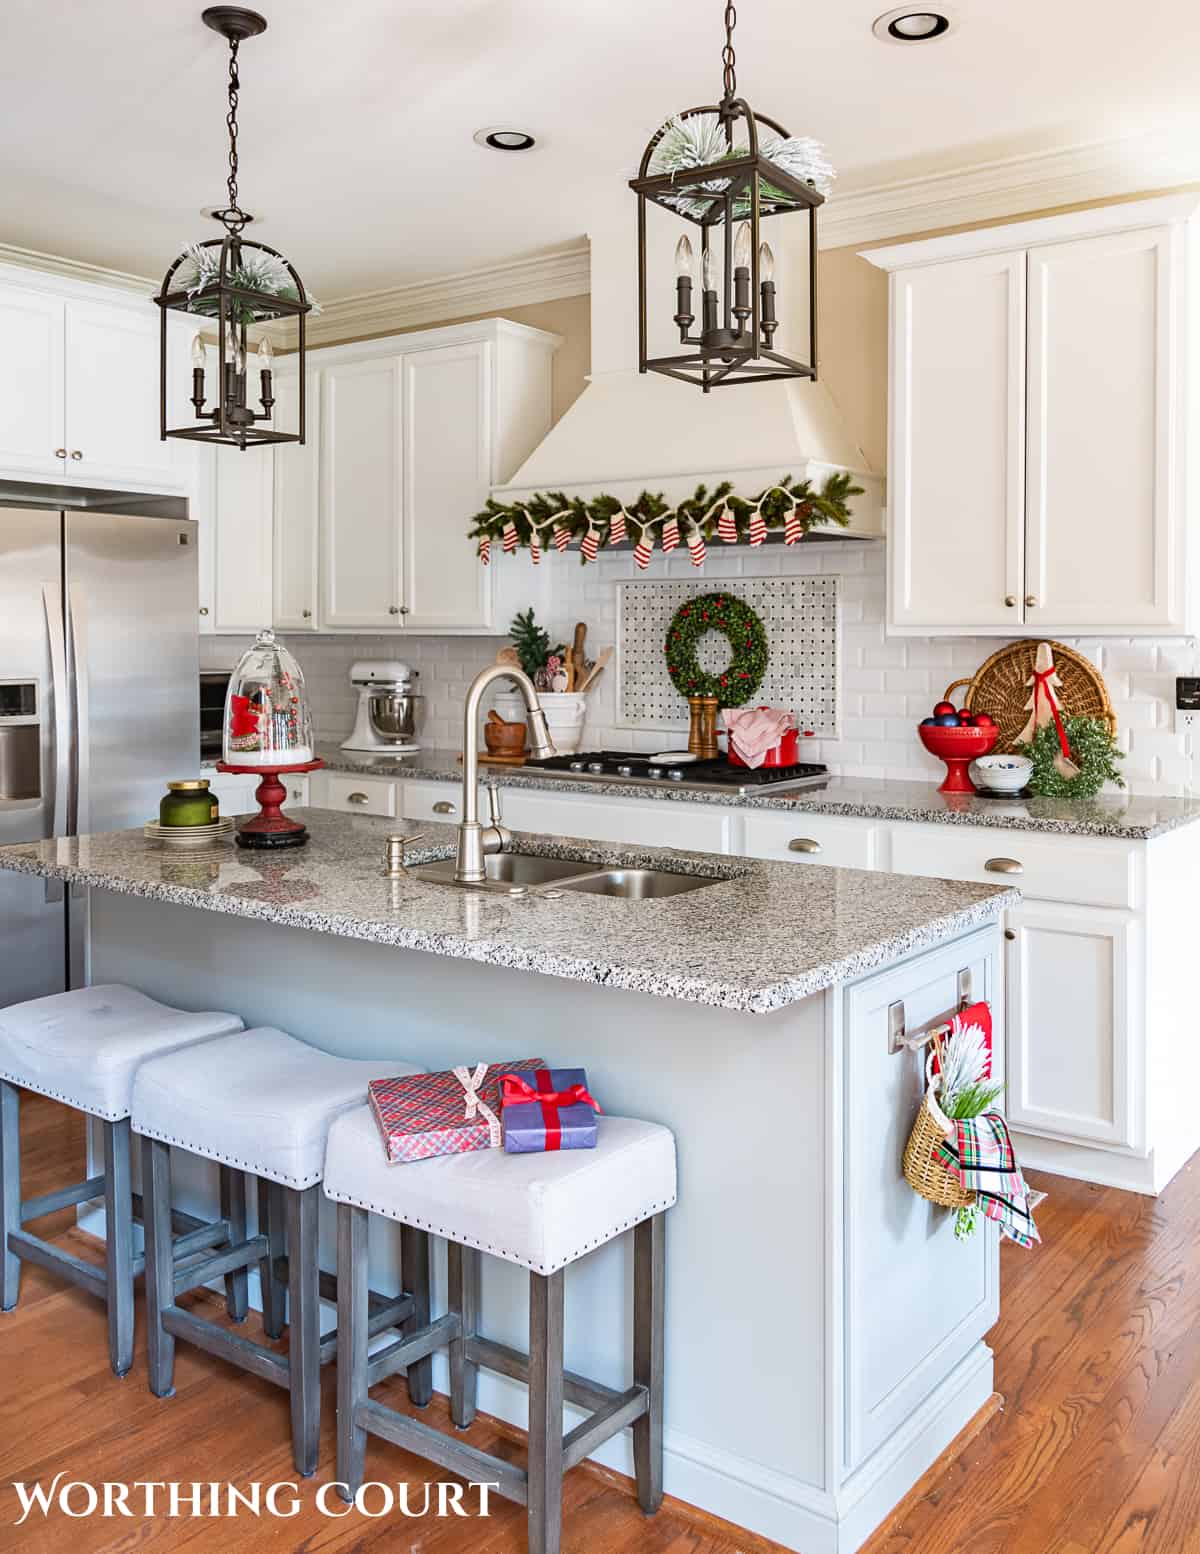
[{"xmin": 0, "ymin": 495, "xmax": 198, "ymax": 1006}]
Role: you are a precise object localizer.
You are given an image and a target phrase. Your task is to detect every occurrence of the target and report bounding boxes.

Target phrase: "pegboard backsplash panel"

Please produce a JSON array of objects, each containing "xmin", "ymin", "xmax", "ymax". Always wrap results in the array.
[{"xmin": 616, "ymin": 575, "xmax": 839, "ymax": 735}]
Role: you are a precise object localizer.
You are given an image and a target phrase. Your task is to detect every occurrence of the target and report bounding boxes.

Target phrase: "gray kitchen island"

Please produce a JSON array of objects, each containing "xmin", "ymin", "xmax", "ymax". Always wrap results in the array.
[{"xmin": 0, "ymin": 810, "xmax": 1017, "ymax": 1554}]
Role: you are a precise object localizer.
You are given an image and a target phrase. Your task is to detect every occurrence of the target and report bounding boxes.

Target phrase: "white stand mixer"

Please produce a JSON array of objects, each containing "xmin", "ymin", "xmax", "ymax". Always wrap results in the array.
[{"xmin": 342, "ymin": 661, "xmax": 424, "ymax": 753}]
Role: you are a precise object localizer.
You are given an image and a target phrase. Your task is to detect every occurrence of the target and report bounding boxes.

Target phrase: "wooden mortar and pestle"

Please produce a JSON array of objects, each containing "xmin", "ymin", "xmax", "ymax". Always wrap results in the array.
[{"xmin": 483, "ymin": 708, "xmax": 528, "ymax": 758}]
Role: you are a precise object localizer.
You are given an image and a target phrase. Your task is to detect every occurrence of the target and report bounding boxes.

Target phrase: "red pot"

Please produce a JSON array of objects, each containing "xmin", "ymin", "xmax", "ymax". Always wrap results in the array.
[
  {"xmin": 727, "ymin": 714, "xmax": 801, "ymax": 768},
  {"xmin": 917, "ymin": 723, "xmax": 998, "ymax": 793}
]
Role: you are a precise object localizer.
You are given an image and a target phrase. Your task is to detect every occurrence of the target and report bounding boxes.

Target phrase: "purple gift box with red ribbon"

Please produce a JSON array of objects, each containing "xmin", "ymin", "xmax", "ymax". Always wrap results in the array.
[{"xmin": 500, "ymin": 1067, "xmax": 603, "ymax": 1154}]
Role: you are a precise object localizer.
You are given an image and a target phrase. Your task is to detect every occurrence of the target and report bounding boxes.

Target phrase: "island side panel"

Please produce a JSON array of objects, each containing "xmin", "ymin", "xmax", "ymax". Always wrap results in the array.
[{"xmin": 89, "ymin": 886, "xmax": 832, "ymax": 1539}]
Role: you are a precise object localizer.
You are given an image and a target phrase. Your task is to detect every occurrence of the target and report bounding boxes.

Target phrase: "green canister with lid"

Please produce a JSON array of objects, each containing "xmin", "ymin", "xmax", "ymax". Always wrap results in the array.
[{"xmin": 159, "ymin": 779, "xmax": 219, "ymax": 828}]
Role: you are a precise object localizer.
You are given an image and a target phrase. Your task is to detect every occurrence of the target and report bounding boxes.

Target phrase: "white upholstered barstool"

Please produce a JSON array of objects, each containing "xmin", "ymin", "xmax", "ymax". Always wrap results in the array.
[
  {"xmin": 323, "ymin": 1103, "xmax": 677, "ymax": 1554},
  {"xmin": 0, "ymin": 984, "xmax": 244, "ymax": 1376},
  {"xmin": 131, "ymin": 1027, "xmax": 430, "ymax": 1476}
]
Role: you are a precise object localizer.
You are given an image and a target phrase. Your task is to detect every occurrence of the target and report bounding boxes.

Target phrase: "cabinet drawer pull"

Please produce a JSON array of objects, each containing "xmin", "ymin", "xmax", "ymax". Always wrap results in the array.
[
  {"xmin": 432, "ymin": 800, "xmax": 457, "ymax": 815},
  {"xmin": 985, "ymin": 857, "xmax": 1023, "ymax": 875},
  {"xmin": 1004, "ymin": 595, "xmax": 1017, "ymax": 607},
  {"xmin": 787, "ymin": 837, "xmax": 823, "ymax": 855},
  {"xmin": 70, "ymin": 450, "xmax": 83, "ymax": 460},
  {"xmin": 1025, "ymin": 594, "xmax": 1038, "ymax": 608},
  {"xmin": 199, "ymin": 606, "xmax": 210, "ymax": 616},
  {"xmin": 301, "ymin": 609, "xmax": 312, "ymax": 619},
  {"xmin": 54, "ymin": 447, "xmax": 67, "ymax": 459},
  {"xmin": 347, "ymin": 791, "xmax": 370, "ymax": 805}
]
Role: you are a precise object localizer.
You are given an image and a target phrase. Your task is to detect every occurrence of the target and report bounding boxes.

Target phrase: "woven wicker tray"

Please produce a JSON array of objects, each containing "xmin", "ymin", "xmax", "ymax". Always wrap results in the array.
[{"xmin": 944, "ymin": 639, "xmax": 1115, "ymax": 755}]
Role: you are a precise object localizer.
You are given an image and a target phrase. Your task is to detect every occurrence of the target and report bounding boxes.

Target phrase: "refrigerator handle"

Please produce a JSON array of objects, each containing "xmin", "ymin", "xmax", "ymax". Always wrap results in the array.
[
  {"xmin": 43, "ymin": 584, "xmax": 70, "ymax": 840},
  {"xmin": 67, "ymin": 585, "xmax": 90, "ymax": 838}
]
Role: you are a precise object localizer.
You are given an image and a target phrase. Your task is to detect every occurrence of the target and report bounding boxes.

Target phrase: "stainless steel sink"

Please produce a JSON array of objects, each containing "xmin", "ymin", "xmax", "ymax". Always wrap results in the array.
[
  {"xmin": 556, "ymin": 867, "xmax": 717, "ymax": 899},
  {"xmin": 409, "ymin": 854, "xmax": 591, "ymax": 891}
]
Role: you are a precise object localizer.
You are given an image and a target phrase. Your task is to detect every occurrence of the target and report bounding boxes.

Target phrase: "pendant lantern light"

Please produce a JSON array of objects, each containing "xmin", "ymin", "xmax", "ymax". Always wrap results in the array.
[
  {"xmin": 154, "ymin": 7, "xmax": 311, "ymax": 449},
  {"xmin": 629, "ymin": 3, "xmax": 833, "ymax": 391}
]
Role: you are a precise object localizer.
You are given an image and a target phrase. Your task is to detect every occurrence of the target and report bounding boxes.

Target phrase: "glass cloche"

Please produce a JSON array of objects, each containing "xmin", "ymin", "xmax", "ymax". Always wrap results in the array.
[{"xmin": 222, "ymin": 629, "xmax": 313, "ymax": 767}]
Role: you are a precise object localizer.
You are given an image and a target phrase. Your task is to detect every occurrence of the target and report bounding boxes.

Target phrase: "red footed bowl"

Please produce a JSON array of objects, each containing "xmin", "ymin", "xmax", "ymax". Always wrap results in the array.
[{"xmin": 917, "ymin": 723, "xmax": 999, "ymax": 794}]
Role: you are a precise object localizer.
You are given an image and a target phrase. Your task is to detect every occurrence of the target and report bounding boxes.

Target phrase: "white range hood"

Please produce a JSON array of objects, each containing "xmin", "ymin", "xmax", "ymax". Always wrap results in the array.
[{"xmin": 496, "ymin": 194, "xmax": 883, "ymax": 536}]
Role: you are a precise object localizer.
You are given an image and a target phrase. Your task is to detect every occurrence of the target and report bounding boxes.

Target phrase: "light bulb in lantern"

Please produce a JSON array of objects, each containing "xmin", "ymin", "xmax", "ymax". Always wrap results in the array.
[
  {"xmin": 758, "ymin": 242, "xmax": 775, "ymax": 283},
  {"xmin": 733, "ymin": 222, "xmax": 752, "ymax": 270},
  {"xmin": 257, "ymin": 338, "xmax": 273, "ymax": 368},
  {"xmin": 224, "ymin": 333, "xmax": 245, "ymax": 374},
  {"xmin": 190, "ymin": 334, "xmax": 205, "ymax": 368},
  {"xmin": 674, "ymin": 234, "xmax": 694, "ymax": 279},
  {"xmin": 701, "ymin": 246, "xmax": 716, "ymax": 292}
]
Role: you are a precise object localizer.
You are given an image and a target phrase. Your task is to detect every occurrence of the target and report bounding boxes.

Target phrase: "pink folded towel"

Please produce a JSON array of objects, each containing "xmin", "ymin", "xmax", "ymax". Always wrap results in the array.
[{"xmin": 723, "ymin": 706, "xmax": 794, "ymax": 768}]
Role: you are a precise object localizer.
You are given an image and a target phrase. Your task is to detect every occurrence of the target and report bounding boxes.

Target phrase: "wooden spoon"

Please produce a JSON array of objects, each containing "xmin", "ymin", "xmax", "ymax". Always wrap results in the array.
[
  {"xmin": 578, "ymin": 645, "xmax": 613, "ymax": 693},
  {"xmin": 573, "ymin": 622, "xmax": 592, "ymax": 676}
]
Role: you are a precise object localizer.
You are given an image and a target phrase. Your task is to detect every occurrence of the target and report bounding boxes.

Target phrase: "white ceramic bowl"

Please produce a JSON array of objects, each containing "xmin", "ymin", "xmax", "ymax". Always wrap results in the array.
[{"xmin": 970, "ymin": 753, "xmax": 1033, "ymax": 794}]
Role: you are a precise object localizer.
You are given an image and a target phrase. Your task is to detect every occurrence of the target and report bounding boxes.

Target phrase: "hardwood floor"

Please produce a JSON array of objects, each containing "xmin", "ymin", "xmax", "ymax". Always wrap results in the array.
[{"xmin": 2, "ymin": 1092, "xmax": 1198, "ymax": 1554}]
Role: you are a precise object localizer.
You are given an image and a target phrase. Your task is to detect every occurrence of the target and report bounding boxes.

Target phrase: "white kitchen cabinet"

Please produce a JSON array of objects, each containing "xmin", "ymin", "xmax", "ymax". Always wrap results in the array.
[
  {"xmin": 206, "ymin": 770, "xmax": 260, "ymax": 816},
  {"xmin": 1005, "ymin": 900, "xmax": 1138, "ymax": 1150},
  {"xmin": 194, "ymin": 345, "xmax": 275, "ymax": 636},
  {"xmin": 401, "ymin": 341, "xmax": 492, "ymax": 630},
  {"xmin": 0, "ymin": 282, "xmax": 66, "ymax": 476},
  {"xmin": 272, "ymin": 367, "xmax": 321, "ymax": 630},
  {"xmin": 866, "ymin": 194, "xmax": 1200, "ymax": 636},
  {"xmin": 309, "ymin": 770, "xmax": 399, "ymax": 818},
  {"xmin": 0, "ymin": 266, "xmax": 193, "ymax": 492},
  {"xmin": 401, "ymin": 779, "xmax": 464, "ymax": 823},
  {"xmin": 320, "ymin": 356, "xmax": 405, "ymax": 629}
]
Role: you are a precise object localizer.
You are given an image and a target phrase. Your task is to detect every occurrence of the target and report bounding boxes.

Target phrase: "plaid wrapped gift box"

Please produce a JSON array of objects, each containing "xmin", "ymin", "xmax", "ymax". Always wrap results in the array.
[
  {"xmin": 368, "ymin": 1058, "xmax": 544, "ymax": 1164},
  {"xmin": 500, "ymin": 1067, "xmax": 602, "ymax": 1155}
]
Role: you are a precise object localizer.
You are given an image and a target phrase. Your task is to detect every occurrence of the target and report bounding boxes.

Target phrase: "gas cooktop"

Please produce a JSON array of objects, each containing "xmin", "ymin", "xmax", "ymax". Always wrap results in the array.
[{"xmin": 525, "ymin": 750, "xmax": 829, "ymax": 795}]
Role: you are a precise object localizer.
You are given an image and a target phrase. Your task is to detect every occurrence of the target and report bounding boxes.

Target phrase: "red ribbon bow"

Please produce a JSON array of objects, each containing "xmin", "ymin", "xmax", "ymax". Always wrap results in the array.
[
  {"xmin": 500, "ymin": 1071, "xmax": 602, "ymax": 1151},
  {"xmin": 1031, "ymin": 667, "xmax": 1073, "ymax": 764}
]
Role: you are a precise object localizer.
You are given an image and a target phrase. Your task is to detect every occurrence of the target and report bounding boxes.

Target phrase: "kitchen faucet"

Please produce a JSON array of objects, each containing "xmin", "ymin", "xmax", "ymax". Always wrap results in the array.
[{"xmin": 456, "ymin": 665, "xmax": 555, "ymax": 883}]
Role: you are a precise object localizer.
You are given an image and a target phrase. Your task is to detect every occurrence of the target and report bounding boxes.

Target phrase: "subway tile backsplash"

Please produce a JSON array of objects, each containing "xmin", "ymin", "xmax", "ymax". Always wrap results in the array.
[{"xmin": 201, "ymin": 540, "xmax": 1199, "ymax": 794}]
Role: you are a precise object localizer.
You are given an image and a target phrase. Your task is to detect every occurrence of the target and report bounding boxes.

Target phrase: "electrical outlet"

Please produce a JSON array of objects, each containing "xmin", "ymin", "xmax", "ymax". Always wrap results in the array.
[{"xmin": 1175, "ymin": 677, "xmax": 1200, "ymax": 734}]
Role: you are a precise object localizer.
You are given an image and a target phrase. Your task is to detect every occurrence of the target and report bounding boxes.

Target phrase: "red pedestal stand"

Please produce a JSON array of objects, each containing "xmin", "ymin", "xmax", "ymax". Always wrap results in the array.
[
  {"xmin": 216, "ymin": 759, "xmax": 324, "ymax": 849},
  {"xmin": 916, "ymin": 725, "xmax": 998, "ymax": 795}
]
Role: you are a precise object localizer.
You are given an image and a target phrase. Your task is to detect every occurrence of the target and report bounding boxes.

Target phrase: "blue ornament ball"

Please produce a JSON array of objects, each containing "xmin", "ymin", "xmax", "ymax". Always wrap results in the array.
[{"xmin": 933, "ymin": 712, "xmax": 961, "ymax": 727}]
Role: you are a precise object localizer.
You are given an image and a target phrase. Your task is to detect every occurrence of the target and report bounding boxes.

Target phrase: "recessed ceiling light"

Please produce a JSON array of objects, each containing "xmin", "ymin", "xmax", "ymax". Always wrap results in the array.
[
  {"xmin": 473, "ymin": 127, "xmax": 537, "ymax": 152},
  {"xmin": 872, "ymin": 8, "xmax": 952, "ymax": 42}
]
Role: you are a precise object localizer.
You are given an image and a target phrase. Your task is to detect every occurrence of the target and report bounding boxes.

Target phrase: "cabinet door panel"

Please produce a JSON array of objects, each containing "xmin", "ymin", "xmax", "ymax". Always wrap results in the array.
[
  {"xmin": 211, "ymin": 443, "xmax": 274, "ymax": 635},
  {"xmin": 1026, "ymin": 227, "xmax": 1179, "ymax": 629},
  {"xmin": 320, "ymin": 358, "xmax": 404, "ymax": 628},
  {"xmin": 0, "ymin": 285, "xmax": 65, "ymax": 475},
  {"xmin": 401, "ymin": 342, "xmax": 492, "ymax": 630},
  {"xmin": 843, "ymin": 928, "xmax": 1000, "ymax": 1471},
  {"xmin": 888, "ymin": 252, "xmax": 1025, "ymax": 629},
  {"xmin": 273, "ymin": 369, "xmax": 320, "ymax": 629},
  {"xmin": 65, "ymin": 301, "xmax": 175, "ymax": 485},
  {"xmin": 1006, "ymin": 901, "xmax": 1138, "ymax": 1148}
]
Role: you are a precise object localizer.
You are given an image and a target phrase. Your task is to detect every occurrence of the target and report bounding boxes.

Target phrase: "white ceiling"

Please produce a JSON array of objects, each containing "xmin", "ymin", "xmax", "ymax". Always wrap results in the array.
[{"xmin": 3, "ymin": 0, "xmax": 1199, "ymax": 299}]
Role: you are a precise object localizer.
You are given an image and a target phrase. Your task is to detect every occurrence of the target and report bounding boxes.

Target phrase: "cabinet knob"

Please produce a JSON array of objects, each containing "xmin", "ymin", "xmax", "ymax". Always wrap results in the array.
[
  {"xmin": 54, "ymin": 448, "xmax": 67, "ymax": 459},
  {"xmin": 985, "ymin": 857, "xmax": 1023, "ymax": 875},
  {"xmin": 388, "ymin": 605, "xmax": 401, "ymax": 615},
  {"xmin": 1004, "ymin": 928, "xmax": 1016, "ymax": 941},
  {"xmin": 301, "ymin": 609, "xmax": 312, "ymax": 619},
  {"xmin": 347, "ymin": 791, "xmax": 370, "ymax": 805},
  {"xmin": 399, "ymin": 605, "xmax": 410, "ymax": 615},
  {"xmin": 199, "ymin": 606, "xmax": 210, "ymax": 616},
  {"xmin": 432, "ymin": 800, "xmax": 457, "ymax": 815},
  {"xmin": 70, "ymin": 450, "xmax": 83, "ymax": 460},
  {"xmin": 1025, "ymin": 594, "xmax": 1038, "ymax": 608},
  {"xmin": 787, "ymin": 837, "xmax": 823, "ymax": 855},
  {"xmin": 1004, "ymin": 595, "xmax": 1017, "ymax": 607}
]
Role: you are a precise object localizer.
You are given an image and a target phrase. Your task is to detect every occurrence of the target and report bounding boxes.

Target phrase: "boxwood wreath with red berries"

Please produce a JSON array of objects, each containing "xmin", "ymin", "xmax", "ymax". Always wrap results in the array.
[{"xmin": 665, "ymin": 593, "xmax": 769, "ymax": 708}]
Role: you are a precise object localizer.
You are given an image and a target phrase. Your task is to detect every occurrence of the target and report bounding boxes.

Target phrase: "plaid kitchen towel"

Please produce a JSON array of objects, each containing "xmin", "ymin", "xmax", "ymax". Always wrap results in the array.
[{"xmin": 935, "ymin": 1111, "xmax": 1041, "ymax": 1248}]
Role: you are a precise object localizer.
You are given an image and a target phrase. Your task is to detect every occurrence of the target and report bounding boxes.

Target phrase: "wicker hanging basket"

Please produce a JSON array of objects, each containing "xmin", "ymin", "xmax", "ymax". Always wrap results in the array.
[
  {"xmin": 902, "ymin": 1036, "xmax": 976, "ymax": 1210},
  {"xmin": 944, "ymin": 639, "xmax": 1115, "ymax": 755}
]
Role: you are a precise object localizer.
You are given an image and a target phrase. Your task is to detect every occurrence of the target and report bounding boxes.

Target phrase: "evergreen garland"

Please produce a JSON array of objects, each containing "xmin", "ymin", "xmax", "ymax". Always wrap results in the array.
[
  {"xmin": 664, "ymin": 593, "xmax": 768, "ymax": 708},
  {"xmin": 1017, "ymin": 715, "xmax": 1126, "ymax": 799},
  {"xmin": 468, "ymin": 472, "xmax": 862, "ymax": 560}
]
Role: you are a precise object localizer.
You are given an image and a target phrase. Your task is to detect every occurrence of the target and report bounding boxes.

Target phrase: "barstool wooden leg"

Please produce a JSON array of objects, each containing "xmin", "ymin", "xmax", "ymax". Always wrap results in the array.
[
  {"xmin": 448, "ymin": 1241, "xmax": 480, "ymax": 1428},
  {"xmin": 257, "ymin": 1177, "xmax": 286, "ymax": 1340},
  {"xmin": 0, "ymin": 1081, "xmax": 20, "ymax": 1313},
  {"xmin": 102, "ymin": 1118, "xmax": 135, "ymax": 1377},
  {"xmin": 335, "ymin": 1202, "xmax": 369, "ymax": 1499},
  {"xmin": 400, "ymin": 1223, "xmax": 433, "ymax": 1408},
  {"xmin": 286, "ymin": 1184, "xmax": 322, "ymax": 1477},
  {"xmin": 220, "ymin": 1165, "xmax": 249, "ymax": 1323},
  {"xmin": 632, "ymin": 1212, "xmax": 666, "ymax": 1515},
  {"xmin": 143, "ymin": 1137, "xmax": 176, "ymax": 1398},
  {"xmin": 527, "ymin": 1268, "xmax": 565, "ymax": 1554}
]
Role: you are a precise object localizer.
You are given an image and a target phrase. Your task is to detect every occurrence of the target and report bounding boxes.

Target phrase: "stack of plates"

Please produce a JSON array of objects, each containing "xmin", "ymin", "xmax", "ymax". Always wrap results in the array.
[{"xmin": 143, "ymin": 816, "xmax": 235, "ymax": 850}]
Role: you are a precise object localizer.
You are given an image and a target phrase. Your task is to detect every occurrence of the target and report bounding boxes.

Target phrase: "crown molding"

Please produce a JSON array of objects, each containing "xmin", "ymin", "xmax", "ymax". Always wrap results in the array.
[
  {"xmin": 819, "ymin": 130, "xmax": 1200, "ymax": 251},
  {"xmin": 296, "ymin": 241, "xmax": 590, "ymax": 346},
  {"xmin": 0, "ymin": 241, "xmax": 154, "ymax": 294}
]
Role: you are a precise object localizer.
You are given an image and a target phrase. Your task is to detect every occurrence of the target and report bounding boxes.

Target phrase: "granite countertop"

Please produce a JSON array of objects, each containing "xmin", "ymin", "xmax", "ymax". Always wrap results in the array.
[
  {"xmin": 295, "ymin": 744, "xmax": 1200, "ymax": 842},
  {"xmin": 0, "ymin": 811, "xmax": 1016, "ymax": 1015}
]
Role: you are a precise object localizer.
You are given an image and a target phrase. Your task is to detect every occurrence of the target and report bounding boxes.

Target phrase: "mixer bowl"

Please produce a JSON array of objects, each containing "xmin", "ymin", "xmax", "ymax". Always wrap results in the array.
[{"xmin": 368, "ymin": 692, "xmax": 424, "ymax": 742}]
